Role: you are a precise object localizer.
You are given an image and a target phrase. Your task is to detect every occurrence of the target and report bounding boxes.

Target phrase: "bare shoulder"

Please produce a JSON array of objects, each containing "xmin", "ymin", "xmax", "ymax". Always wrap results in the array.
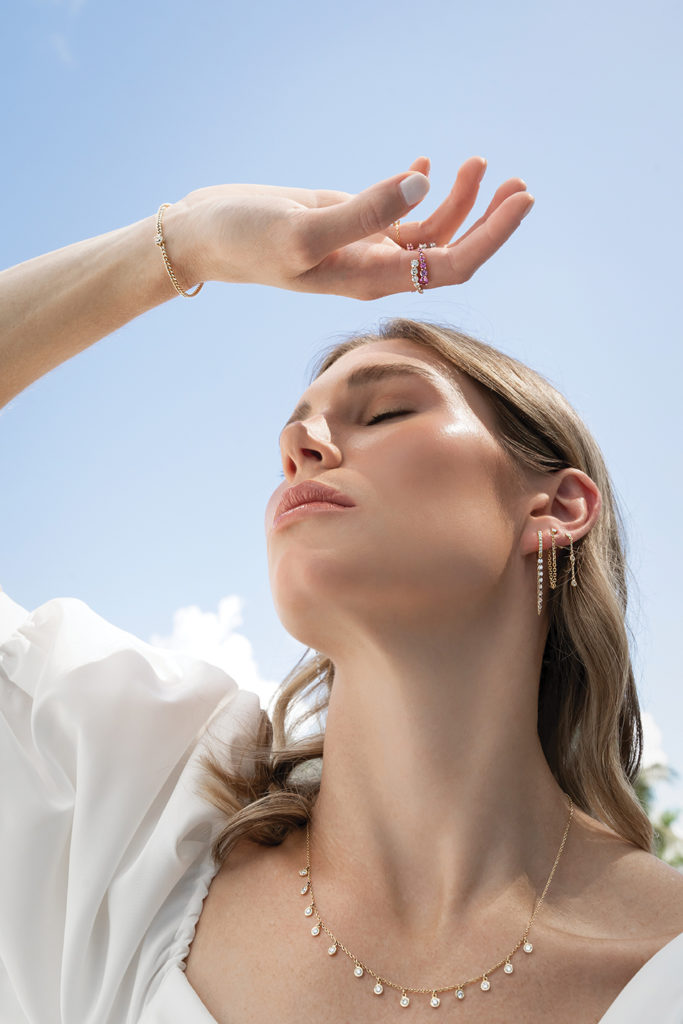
[
  {"xmin": 557, "ymin": 809, "xmax": 683, "ymax": 941},
  {"xmin": 185, "ymin": 835, "xmax": 288, "ymax": 960},
  {"xmin": 611, "ymin": 846, "xmax": 683, "ymax": 934},
  {"xmin": 185, "ymin": 824, "xmax": 683, "ymax": 1024}
]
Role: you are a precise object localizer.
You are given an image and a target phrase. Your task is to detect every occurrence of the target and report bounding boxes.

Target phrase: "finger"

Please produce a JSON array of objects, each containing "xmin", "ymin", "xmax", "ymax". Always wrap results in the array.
[
  {"xmin": 399, "ymin": 157, "xmax": 487, "ymax": 246},
  {"xmin": 435, "ymin": 191, "xmax": 535, "ymax": 283},
  {"xmin": 350, "ymin": 190, "xmax": 534, "ymax": 299},
  {"xmin": 303, "ymin": 169, "xmax": 431, "ymax": 261},
  {"xmin": 449, "ymin": 179, "xmax": 530, "ymax": 247},
  {"xmin": 408, "ymin": 155, "xmax": 431, "ymax": 177},
  {"xmin": 380, "ymin": 156, "xmax": 431, "ymax": 244}
]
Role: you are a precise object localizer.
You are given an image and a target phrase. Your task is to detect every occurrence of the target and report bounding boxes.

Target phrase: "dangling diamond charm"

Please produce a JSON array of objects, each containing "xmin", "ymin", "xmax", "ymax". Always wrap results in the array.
[{"xmin": 296, "ymin": 811, "xmax": 574, "ymax": 1020}]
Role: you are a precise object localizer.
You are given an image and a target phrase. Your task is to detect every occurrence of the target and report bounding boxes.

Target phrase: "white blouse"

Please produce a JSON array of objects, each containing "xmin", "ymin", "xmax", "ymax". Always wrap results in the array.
[{"xmin": 1, "ymin": 588, "xmax": 682, "ymax": 1024}]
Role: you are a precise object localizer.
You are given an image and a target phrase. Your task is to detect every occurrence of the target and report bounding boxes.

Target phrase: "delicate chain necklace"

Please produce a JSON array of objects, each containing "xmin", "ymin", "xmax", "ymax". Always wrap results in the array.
[{"xmin": 297, "ymin": 795, "xmax": 573, "ymax": 1010}]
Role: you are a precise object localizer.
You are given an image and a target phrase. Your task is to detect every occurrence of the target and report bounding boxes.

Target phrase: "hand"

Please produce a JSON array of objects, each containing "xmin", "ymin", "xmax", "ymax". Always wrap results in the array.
[{"xmin": 166, "ymin": 156, "xmax": 534, "ymax": 301}]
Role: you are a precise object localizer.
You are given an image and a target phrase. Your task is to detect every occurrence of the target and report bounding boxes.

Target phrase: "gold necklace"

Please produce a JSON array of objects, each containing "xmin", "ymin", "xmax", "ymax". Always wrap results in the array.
[{"xmin": 298, "ymin": 795, "xmax": 573, "ymax": 1009}]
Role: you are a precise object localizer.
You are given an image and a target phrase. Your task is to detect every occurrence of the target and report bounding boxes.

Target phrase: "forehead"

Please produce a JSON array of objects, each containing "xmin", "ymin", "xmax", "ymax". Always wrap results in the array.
[
  {"xmin": 309, "ymin": 337, "xmax": 458, "ymax": 397},
  {"xmin": 306, "ymin": 337, "xmax": 496, "ymax": 430},
  {"xmin": 317, "ymin": 337, "xmax": 458, "ymax": 384}
]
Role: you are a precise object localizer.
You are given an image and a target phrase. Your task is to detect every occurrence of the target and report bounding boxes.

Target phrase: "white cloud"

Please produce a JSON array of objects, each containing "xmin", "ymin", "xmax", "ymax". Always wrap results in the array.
[
  {"xmin": 149, "ymin": 596, "xmax": 280, "ymax": 714},
  {"xmin": 641, "ymin": 711, "xmax": 669, "ymax": 770}
]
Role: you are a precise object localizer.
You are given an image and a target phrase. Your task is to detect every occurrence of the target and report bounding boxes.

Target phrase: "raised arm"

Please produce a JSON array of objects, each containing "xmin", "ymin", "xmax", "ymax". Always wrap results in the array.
[
  {"xmin": 0, "ymin": 214, "xmax": 175, "ymax": 408},
  {"xmin": 0, "ymin": 156, "xmax": 533, "ymax": 408}
]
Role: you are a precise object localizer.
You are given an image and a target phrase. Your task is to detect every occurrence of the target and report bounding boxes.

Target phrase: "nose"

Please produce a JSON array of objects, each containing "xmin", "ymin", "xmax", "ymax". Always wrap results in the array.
[{"xmin": 279, "ymin": 415, "xmax": 342, "ymax": 479}]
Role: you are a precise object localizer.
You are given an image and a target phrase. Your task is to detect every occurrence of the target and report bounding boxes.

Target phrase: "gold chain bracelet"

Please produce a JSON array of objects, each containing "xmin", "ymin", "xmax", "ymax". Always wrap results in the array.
[{"xmin": 154, "ymin": 203, "xmax": 204, "ymax": 298}]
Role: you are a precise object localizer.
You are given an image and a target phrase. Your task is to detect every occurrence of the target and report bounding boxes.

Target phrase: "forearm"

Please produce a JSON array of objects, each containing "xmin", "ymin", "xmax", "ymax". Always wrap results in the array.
[
  {"xmin": 0, "ymin": 211, "xmax": 187, "ymax": 408},
  {"xmin": 0, "ymin": 164, "xmax": 534, "ymax": 409}
]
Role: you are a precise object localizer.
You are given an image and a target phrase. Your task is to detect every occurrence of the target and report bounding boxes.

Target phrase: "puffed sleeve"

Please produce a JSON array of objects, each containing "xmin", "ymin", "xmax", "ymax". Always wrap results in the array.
[{"xmin": 0, "ymin": 588, "xmax": 262, "ymax": 1024}]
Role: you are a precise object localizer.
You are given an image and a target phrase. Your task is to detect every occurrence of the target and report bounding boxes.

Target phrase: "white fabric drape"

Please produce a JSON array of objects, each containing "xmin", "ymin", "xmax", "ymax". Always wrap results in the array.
[{"xmin": 0, "ymin": 589, "xmax": 260, "ymax": 1024}]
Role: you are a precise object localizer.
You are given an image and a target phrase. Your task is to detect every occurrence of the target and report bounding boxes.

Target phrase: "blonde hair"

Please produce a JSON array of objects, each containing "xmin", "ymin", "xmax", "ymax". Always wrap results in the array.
[{"xmin": 198, "ymin": 319, "xmax": 653, "ymax": 864}]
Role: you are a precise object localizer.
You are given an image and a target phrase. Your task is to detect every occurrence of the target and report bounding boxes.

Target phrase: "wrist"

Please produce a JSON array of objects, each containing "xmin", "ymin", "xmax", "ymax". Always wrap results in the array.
[{"xmin": 156, "ymin": 199, "xmax": 205, "ymax": 295}]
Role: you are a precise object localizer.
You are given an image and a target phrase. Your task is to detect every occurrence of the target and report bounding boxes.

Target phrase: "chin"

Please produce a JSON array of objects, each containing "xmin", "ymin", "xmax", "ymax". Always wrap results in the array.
[{"xmin": 268, "ymin": 554, "xmax": 341, "ymax": 649}]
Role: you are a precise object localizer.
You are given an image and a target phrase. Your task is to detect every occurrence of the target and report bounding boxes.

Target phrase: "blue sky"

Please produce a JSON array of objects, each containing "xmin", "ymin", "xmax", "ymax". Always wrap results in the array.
[{"xmin": 2, "ymin": 0, "xmax": 682, "ymax": 817}]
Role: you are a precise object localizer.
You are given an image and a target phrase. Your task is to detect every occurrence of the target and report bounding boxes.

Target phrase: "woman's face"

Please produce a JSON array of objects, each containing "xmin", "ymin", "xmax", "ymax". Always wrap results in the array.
[{"xmin": 265, "ymin": 338, "xmax": 525, "ymax": 651}]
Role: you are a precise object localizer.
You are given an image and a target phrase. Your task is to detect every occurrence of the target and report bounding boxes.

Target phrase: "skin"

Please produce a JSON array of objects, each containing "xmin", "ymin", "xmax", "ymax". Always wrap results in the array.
[
  {"xmin": 265, "ymin": 336, "xmax": 603, "ymax": 944},
  {"xmin": 0, "ymin": 155, "xmax": 533, "ymax": 408},
  {"xmin": 182, "ymin": 342, "xmax": 683, "ymax": 1022},
  {"xmin": 174, "ymin": 155, "xmax": 533, "ymax": 298}
]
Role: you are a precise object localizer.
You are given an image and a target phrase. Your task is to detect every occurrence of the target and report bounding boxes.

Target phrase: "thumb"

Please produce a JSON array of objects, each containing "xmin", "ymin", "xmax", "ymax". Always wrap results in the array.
[{"xmin": 306, "ymin": 170, "xmax": 430, "ymax": 257}]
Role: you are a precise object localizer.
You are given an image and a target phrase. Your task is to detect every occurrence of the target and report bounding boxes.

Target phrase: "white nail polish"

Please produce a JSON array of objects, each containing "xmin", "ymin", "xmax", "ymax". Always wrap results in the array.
[{"xmin": 400, "ymin": 173, "xmax": 430, "ymax": 206}]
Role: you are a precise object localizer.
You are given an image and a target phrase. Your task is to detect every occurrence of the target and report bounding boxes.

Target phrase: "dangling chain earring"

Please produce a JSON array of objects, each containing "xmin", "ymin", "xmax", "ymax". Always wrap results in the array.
[
  {"xmin": 536, "ymin": 531, "xmax": 544, "ymax": 615},
  {"xmin": 548, "ymin": 527, "xmax": 558, "ymax": 590},
  {"xmin": 538, "ymin": 528, "xmax": 579, "ymax": 611},
  {"xmin": 564, "ymin": 530, "xmax": 578, "ymax": 587}
]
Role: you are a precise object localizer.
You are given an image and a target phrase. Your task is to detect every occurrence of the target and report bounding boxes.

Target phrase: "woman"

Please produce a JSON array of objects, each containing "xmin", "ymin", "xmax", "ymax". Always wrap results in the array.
[{"xmin": 1, "ymin": 156, "xmax": 682, "ymax": 1024}]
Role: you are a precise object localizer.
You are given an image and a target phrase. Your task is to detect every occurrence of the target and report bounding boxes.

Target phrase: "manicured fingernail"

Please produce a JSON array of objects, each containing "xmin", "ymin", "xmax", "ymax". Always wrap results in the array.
[
  {"xmin": 521, "ymin": 196, "xmax": 535, "ymax": 218},
  {"xmin": 400, "ymin": 173, "xmax": 430, "ymax": 206},
  {"xmin": 477, "ymin": 159, "xmax": 487, "ymax": 183}
]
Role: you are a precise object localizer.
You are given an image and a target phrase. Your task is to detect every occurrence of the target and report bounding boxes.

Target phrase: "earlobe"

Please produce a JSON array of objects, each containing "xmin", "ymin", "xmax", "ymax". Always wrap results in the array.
[
  {"xmin": 537, "ymin": 524, "xmax": 579, "ymax": 614},
  {"xmin": 548, "ymin": 527, "xmax": 578, "ymax": 589}
]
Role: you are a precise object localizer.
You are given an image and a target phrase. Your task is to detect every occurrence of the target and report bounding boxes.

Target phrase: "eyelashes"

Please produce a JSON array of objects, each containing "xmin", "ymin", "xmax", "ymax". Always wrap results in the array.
[{"xmin": 366, "ymin": 409, "xmax": 412, "ymax": 425}]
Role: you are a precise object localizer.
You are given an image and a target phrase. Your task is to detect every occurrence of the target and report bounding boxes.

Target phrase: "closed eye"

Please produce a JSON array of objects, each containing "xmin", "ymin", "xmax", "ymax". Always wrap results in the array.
[{"xmin": 366, "ymin": 409, "xmax": 413, "ymax": 425}]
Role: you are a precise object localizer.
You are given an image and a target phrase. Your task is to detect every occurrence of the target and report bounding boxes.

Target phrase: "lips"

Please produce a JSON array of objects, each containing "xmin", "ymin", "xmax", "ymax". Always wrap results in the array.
[{"xmin": 274, "ymin": 481, "xmax": 356, "ymax": 524}]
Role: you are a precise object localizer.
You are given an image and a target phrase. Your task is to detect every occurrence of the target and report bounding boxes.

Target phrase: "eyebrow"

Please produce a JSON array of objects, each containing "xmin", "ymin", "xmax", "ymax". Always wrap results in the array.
[{"xmin": 280, "ymin": 362, "xmax": 453, "ymax": 437}]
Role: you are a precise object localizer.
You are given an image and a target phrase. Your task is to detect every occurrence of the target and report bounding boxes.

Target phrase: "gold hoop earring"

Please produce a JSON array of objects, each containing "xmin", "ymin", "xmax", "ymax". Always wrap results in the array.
[
  {"xmin": 564, "ymin": 530, "xmax": 578, "ymax": 587},
  {"xmin": 548, "ymin": 527, "xmax": 558, "ymax": 589},
  {"xmin": 537, "ymin": 530, "xmax": 544, "ymax": 615}
]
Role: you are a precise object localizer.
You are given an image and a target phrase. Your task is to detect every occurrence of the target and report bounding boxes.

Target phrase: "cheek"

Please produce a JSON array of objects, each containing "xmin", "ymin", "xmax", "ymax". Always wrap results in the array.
[
  {"xmin": 372, "ymin": 421, "xmax": 496, "ymax": 511},
  {"xmin": 264, "ymin": 422, "xmax": 518, "ymax": 632},
  {"xmin": 370, "ymin": 425, "xmax": 515, "ymax": 572}
]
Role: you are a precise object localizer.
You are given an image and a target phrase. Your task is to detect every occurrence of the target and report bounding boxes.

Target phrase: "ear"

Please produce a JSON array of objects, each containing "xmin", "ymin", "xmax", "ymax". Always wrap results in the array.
[{"xmin": 520, "ymin": 467, "xmax": 602, "ymax": 556}]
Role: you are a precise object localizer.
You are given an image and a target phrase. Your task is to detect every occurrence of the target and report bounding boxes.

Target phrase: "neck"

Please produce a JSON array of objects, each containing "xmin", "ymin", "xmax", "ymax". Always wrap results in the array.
[{"xmin": 303, "ymin": 603, "xmax": 574, "ymax": 946}]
